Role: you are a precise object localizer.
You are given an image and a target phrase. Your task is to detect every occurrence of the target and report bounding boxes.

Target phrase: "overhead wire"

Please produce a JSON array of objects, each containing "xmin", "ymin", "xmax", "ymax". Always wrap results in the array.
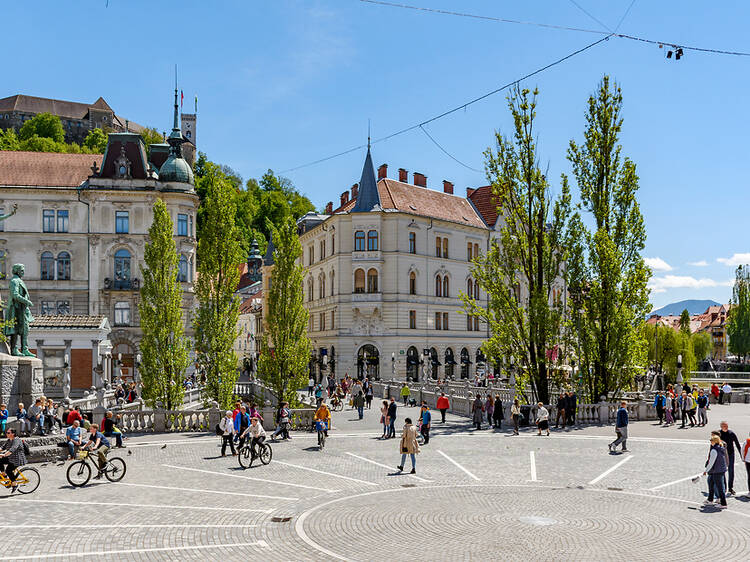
[{"xmin": 419, "ymin": 125, "xmax": 484, "ymax": 173}]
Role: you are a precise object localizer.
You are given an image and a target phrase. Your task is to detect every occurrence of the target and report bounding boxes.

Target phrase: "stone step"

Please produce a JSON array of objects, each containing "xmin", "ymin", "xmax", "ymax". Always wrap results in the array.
[
  {"xmin": 19, "ymin": 433, "xmax": 67, "ymax": 448},
  {"xmin": 28, "ymin": 444, "xmax": 67, "ymax": 463}
]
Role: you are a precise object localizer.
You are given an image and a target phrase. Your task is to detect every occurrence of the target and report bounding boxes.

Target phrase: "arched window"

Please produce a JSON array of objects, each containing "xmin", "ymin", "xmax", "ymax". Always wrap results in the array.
[
  {"xmin": 330, "ymin": 270, "xmax": 335, "ymax": 296},
  {"xmin": 354, "ymin": 231, "xmax": 365, "ymax": 251},
  {"xmin": 467, "ymin": 242, "xmax": 473, "ymax": 261},
  {"xmin": 367, "ymin": 268, "xmax": 378, "ymax": 293},
  {"xmin": 409, "ymin": 272, "xmax": 416, "ymax": 295},
  {"xmin": 474, "ymin": 243, "xmax": 480, "ymax": 258},
  {"xmin": 442, "ymin": 238, "xmax": 449, "ymax": 259},
  {"xmin": 367, "ymin": 230, "xmax": 378, "ymax": 251},
  {"xmin": 443, "ymin": 276, "xmax": 449, "ymax": 297},
  {"xmin": 307, "ymin": 277, "xmax": 314, "ymax": 301},
  {"xmin": 114, "ymin": 249, "xmax": 131, "ymax": 289},
  {"xmin": 57, "ymin": 251, "xmax": 71, "ymax": 280},
  {"xmin": 435, "ymin": 237, "xmax": 442, "ymax": 257},
  {"xmin": 467, "ymin": 278, "xmax": 473, "ymax": 299},
  {"xmin": 319, "ymin": 274, "xmax": 326, "ymax": 299},
  {"xmin": 41, "ymin": 252, "xmax": 55, "ymax": 280},
  {"xmin": 177, "ymin": 255, "xmax": 188, "ymax": 283},
  {"xmin": 435, "ymin": 275, "xmax": 442, "ymax": 297},
  {"xmin": 474, "ymin": 280, "xmax": 480, "ymax": 300},
  {"xmin": 354, "ymin": 269, "xmax": 365, "ymax": 293}
]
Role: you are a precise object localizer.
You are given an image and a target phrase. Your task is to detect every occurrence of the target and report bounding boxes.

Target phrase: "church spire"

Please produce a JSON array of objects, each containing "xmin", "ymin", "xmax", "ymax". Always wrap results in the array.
[{"xmin": 351, "ymin": 144, "xmax": 380, "ymax": 213}]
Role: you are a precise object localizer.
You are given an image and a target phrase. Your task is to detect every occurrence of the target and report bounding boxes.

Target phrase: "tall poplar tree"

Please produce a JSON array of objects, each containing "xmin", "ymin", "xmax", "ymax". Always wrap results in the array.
[
  {"xmin": 727, "ymin": 265, "xmax": 750, "ymax": 361},
  {"xmin": 194, "ymin": 163, "xmax": 243, "ymax": 409},
  {"xmin": 463, "ymin": 87, "xmax": 571, "ymax": 404},
  {"xmin": 258, "ymin": 218, "xmax": 310, "ymax": 405},
  {"xmin": 565, "ymin": 76, "xmax": 650, "ymax": 399},
  {"xmin": 139, "ymin": 198, "xmax": 190, "ymax": 409}
]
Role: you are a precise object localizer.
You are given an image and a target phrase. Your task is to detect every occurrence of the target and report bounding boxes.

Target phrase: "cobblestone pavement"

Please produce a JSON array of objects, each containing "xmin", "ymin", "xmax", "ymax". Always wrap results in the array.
[{"xmin": 4, "ymin": 401, "xmax": 750, "ymax": 561}]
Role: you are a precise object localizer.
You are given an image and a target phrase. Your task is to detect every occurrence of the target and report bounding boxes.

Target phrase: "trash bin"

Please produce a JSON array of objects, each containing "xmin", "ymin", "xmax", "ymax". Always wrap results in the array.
[{"xmin": 520, "ymin": 405, "xmax": 532, "ymax": 427}]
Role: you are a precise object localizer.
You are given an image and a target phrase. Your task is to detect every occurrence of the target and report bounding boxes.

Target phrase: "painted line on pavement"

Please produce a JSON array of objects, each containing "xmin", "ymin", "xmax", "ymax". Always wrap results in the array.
[
  {"xmin": 435, "ymin": 432, "xmax": 706, "ymax": 445},
  {"xmin": 345, "ymin": 452, "xmax": 432, "ymax": 482},
  {"xmin": 274, "ymin": 461, "xmax": 378, "ymax": 486},
  {"xmin": 588, "ymin": 455, "xmax": 633, "ymax": 485},
  {"xmin": 162, "ymin": 464, "xmax": 338, "ymax": 493},
  {"xmin": 114, "ymin": 481, "xmax": 298, "ymax": 500},
  {"xmin": 0, "ymin": 541, "xmax": 269, "ymax": 560},
  {"xmin": 649, "ymin": 473, "xmax": 704, "ymax": 491},
  {"xmin": 0, "ymin": 524, "xmax": 257, "ymax": 529},
  {"xmin": 529, "ymin": 451, "xmax": 538, "ymax": 482},
  {"xmin": 4, "ymin": 498, "xmax": 270, "ymax": 513},
  {"xmin": 437, "ymin": 450, "xmax": 480, "ymax": 481}
]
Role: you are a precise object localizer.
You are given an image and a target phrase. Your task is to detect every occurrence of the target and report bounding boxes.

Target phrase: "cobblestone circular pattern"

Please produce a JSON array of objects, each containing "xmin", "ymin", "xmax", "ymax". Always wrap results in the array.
[{"xmin": 297, "ymin": 485, "xmax": 750, "ymax": 560}]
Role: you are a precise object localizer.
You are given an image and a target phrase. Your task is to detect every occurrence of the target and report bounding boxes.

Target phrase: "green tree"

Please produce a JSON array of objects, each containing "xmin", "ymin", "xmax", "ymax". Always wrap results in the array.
[
  {"xmin": 83, "ymin": 128, "xmax": 108, "ymax": 153},
  {"xmin": 18, "ymin": 113, "xmax": 65, "ymax": 143},
  {"xmin": 140, "ymin": 127, "xmax": 165, "ymax": 155},
  {"xmin": 565, "ymin": 76, "xmax": 650, "ymax": 399},
  {"xmin": 138, "ymin": 199, "xmax": 190, "ymax": 410},
  {"xmin": 258, "ymin": 217, "xmax": 311, "ymax": 405},
  {"xmin": 679, "ymin": 309, "xmax": 692, "ymax": 335},
  {"xmin": 19, "ymin": 135, "xmax": 64, "ymax": 153},
  {"xmin": 727, "ymin": 265, "xmax": 750, "ymax": 361},
  {"xmin": 691, "ymin": 331, "xmax": 711, "ymax": 363},
  {"xmin": 462, "ymin": 87, "xmax": 571, "ymax": 404},
  {"xmin": 193, "ymin": 162, "xmax": 244, "ymax": 409},
  {"xmin": 0, "ymin": 128, "xmax": 20, "ymax": 151}
]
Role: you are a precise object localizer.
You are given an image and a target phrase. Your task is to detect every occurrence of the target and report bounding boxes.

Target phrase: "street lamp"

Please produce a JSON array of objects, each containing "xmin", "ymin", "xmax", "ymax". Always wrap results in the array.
[
  {"xmin": 509, "ymin": 355, "xmax": 516, "ymax": 394},
  {"xmin": 676, "ymin": 353, "xmax": 683, "ymax": 384}
]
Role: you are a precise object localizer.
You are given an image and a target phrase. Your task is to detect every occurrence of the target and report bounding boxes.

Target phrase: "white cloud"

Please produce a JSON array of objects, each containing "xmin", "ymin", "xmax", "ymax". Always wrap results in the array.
[
  {"xmin": 644, "ymin": 257, "xmax": 673, "ymax": 271},
  {"xmin": 687, "ymin": 260, "xmax": 708, "ymax": 267},
  {"xmin": 717, "ymin": 253, "xmax": 750, "ymax": 266},
  {"xmin": 648, "ymin": 275, "xmax": 733, "ymax": 294}
]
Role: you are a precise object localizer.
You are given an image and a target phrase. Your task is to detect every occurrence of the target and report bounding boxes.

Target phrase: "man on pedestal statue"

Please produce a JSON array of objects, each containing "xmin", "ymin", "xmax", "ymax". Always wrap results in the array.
[{"xmin": 4, "ymin": 264, "xmax": 35, "ymax": 357}]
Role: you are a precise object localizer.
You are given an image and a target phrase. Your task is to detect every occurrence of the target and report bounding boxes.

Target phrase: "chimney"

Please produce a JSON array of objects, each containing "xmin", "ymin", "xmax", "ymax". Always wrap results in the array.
[
  {"xmin": 443, "ymin": 180, "xmax": 454, "ymax": 194},
  {"xmin": 351, "ymin": 183, "xmax": 359, "ymax": 200},
  {"xmin": 340, "ymin": 191, "xmax": 349, "ymax": 206},
  {"xmin": 413, "ymin": 172, "xmax": 427, "ymax": 187},
  {"xmin": 378, "ymin": 163, "xmax": 388, "ymax": 179},
  {"xmin": 466, "ymin": 187, "xmax": 476, "ymax": 197},
  {"xmin": 325, "ymin": 201, "xmax": 333, "ymax": 214},
  {"xmin": 398, "ymin": 168, "xmax": 408, "ymax": 182}
]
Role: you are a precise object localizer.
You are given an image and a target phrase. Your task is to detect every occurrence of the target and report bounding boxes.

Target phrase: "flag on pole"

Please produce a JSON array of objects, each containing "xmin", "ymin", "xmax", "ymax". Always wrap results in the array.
[{"xmin": 180, "ymin": 90, "xmax": 184, "ymax": 109}]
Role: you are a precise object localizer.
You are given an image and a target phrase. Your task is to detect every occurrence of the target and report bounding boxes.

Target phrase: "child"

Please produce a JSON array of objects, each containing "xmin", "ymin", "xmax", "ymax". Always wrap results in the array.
[
  {"xmin": 0, "ymin": 404, "xmax": 7, "ymax": 433},
  {"xmin": 15, "ymin": 402, "xmax": 30, "ymax": 436}
]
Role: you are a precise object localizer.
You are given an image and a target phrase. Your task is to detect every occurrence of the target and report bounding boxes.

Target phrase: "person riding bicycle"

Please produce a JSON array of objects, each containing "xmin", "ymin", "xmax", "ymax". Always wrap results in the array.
[
  {"xmin": 0, "ymin": 428, "xmax": 25, "ymax": 486},
  {"xmin": 240, "ymin": 417, "xmax": 266, "ymax": 460},
  {"xmin": 314, "ymin": 401, "xmax": 331, "ymax": 437},
  {"xmin": 82, "ymin": 424, "xmax": 110, "ymax": 479}
]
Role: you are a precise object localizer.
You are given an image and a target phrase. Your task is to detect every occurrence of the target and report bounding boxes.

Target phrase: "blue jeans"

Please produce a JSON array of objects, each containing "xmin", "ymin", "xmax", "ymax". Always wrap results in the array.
[
  {"xmin": 104, "ymin": 430, "xmax": 123, "ymax": 447},
  {"xmin": 33, "ymin": 414, "xmax": 45, "ymax": 434},
  {"xmin": 388, "ymin": 419, "xmax": 396, "ymax": 438},
  {"xmin": 67, "ymin": 441, "xmax": 80, "ymax": 459},
  {"xmin": 357, "ymin": 406, "xmax": 364, "ymax": 419},
  {"xmin": 707, "ymin": 472, "xmax": 727, "ymax": 505},
  {"xmin": 400, "ymin": 453, "xmax": 416, "ymax": 469}
]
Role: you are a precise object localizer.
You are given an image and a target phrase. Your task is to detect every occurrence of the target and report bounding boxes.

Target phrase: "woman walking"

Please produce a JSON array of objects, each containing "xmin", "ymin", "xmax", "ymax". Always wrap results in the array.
[
  {"xmin": 510, "ymin": 399, "xmax": 521, "ymax": 435},
  {"xmin": 492, "ymin": 394, "xmax": 504, "ymax": 428},
  {"xmin": 703, "ymin": 434, "xmax": 728, "ymax": 508},
  {"xmin": 365, "ymin": 384, "xmax": 374, "ymax": 409},
  {"xmin": 471, "ymin": 394, "xmax": 484, "ymax": 430},
  {"xmin": 380, "ymin": 400, "xmax": 389, "ymax": 439},
  {"xmin": 396, "ymin": 417, "xmax": 420, "ymax": 474},
  {"xmin": 436, "ymin": 393, "xmax": 450, "ymax": 423},
  {"xmin": 485, "ymin": 394, "xmax": 494, "ymax": 428},
  {"xmin": 536, "ymin": 402, "xmax": 550, "ymax": 436}
]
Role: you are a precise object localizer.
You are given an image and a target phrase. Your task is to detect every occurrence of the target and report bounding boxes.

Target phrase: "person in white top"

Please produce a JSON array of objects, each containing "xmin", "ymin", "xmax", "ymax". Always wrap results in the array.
[
  {"xmin": 721, "ymin": 383, "xmax": 732, "ymax": 404},
  {"xmin": 219, "ymin": 411, "xmax": 236, "ymax": 457},
  {"xmin": 241, "ymin": 417, "xmax": 267, "ymax": 460},
  {"xmin": 536, "ymin": 402, "xmax": 550, "ymax": 436},
  {"xmin": 308, "ymin": 377, "xmax": 315, "ymax": 397}
]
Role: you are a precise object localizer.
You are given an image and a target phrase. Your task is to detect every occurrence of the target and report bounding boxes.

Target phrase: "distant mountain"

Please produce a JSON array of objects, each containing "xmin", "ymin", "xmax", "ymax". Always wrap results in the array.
[{"xmin": 650, "ymin": 299, "xmax": 721, "ymax": 317}]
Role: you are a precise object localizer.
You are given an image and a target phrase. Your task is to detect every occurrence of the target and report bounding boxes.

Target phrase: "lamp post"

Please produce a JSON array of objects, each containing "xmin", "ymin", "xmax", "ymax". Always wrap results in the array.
[
  {"xmin": 676, "ymin": 353, "xmax": 683, "ymax": 385},
  {"xmin": 422, "ymin": 348, "xmax": 430, "ymax": 382},
  {"xmin": 509, "ymin": 355, "xmax": 516, "ymax": 397},
  {"xmin": 62, "ymin": 353, "xmax": 71, "ymax": 403},
  {"xmin": 135, "ymin": 353, "xmax": 142, "ymax": 397}
]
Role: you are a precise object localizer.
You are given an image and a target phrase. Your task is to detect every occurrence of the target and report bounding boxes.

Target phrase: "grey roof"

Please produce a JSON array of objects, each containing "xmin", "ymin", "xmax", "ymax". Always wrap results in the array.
[
  {"xmin": 31, "ymin": 315, "xmax": 108, "ymax": 330},
  {"xmin": 351, "ymin": 147, "xmax": 380, "ymax": 212},
  {"xmin": 263, "ymin": 232, "xmax": 275, "ymax": 266}
]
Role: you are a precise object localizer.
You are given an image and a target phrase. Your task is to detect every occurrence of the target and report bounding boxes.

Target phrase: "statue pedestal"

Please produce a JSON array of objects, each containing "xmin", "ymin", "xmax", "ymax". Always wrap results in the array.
[{"xmin": 0, "ymin": 353, "xmax": 44, "ymax": 412}]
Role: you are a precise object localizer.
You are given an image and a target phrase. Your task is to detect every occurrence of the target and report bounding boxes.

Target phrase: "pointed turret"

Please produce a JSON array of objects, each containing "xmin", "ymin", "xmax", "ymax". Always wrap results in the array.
[
  {"xmin": 263, "ymin": 232, "xmax": 275, "ymax": 266},
  {"xmin": 159, "ymin": 78, "xmax": 194, "ymax": 185},
  {"xmin": 351, "ymin": 145, "xmax": 380, "ymax": 213}
]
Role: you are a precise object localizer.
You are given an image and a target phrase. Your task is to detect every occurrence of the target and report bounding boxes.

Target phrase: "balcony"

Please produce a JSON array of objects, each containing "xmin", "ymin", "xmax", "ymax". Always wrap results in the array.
[{"xmin": 104, "ymin": 278, "xmax": 140, "ymax": 291}]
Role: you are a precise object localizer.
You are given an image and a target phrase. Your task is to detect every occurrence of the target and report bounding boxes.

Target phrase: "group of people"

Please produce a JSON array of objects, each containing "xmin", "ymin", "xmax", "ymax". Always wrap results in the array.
[
  {"xmin": 113, "ymin": 382, "xmax": 139, "ymax": 405},
  {"xmin": 217, "ymin": 400, "xmax": 267, "ymax": 458},
  {"xmin": 701, "ymin": 421, "xmax": 749, "ymax": 508},
  {"xmin": 652, "ymin": 382, "xmax": 734, "ymax": 429},
  {"xmin": 310, "ymin": 375, "xmax": 375, "ymax": 415},
  {"xmin": 9, "ymin": 397, "xmax": 64, "ymax": 436}
]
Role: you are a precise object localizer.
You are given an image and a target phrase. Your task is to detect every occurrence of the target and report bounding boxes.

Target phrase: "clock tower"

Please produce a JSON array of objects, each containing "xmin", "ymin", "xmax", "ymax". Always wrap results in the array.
[{"xmin": 180, "ymin": 112, "xmax": 196, "ymax": 166}]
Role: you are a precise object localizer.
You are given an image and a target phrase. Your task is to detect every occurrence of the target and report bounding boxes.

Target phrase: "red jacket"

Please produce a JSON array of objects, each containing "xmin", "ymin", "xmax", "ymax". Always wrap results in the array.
[
  {"xmin": 436, "ymin": 396, "xmax": 450, "ymax": 410},
  {"xmin": 66, "ymin": 410, "xmax": 82, "ymax": 425}
]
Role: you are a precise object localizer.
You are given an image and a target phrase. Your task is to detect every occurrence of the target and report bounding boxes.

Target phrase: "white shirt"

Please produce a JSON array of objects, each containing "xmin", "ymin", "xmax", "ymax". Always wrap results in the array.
[
  {"xmin": 309, "ymin": 378, "xmax": 315, "ymax": 386},
  {"xmin": 722, "ymin": 384, "xmax": 732, "ymax": 394},
  {"xmin": 537, "ymin": 407, "xmax": 549, "ymax": 422},
  {"xmin": 247, "ymin": 423, "xmax": 266, "ymax": 438},
  {"xmin": 219, "ymin": 416, "xmax": 235, "ymax": 436}
]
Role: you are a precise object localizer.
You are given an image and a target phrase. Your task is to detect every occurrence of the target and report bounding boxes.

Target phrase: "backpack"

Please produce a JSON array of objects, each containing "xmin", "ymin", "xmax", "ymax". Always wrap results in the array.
[
  {"xmin": 22, "ymin": 439, "xmax": 30, "ymax": 457},
  {"xmin": 215, "ymin": 423, "xmax": 222, "ymax": 436}
]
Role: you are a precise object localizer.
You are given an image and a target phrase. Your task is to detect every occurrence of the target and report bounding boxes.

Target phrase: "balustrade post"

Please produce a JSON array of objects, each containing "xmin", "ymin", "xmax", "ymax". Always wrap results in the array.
[
  {"xmin": 598, "ymin": 396, "xmax": 609, "ymax": 425},
  {"xmin": 208, "ymin": 401, "xmax": 221, "ymax": 430},
  {"xmin": 154, "ymin": 403, "xmax": 166, "ymax": 432}
]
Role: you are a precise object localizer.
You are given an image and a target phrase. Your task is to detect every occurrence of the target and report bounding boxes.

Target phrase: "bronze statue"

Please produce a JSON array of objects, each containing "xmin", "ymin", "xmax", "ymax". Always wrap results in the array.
[
  {"xmin": 0, "ymin": 203, "xmax": 17, "ymax": 223},
  {"xmin": 4, "ymin": 264, "xmax": 35, "ymax": 357}
]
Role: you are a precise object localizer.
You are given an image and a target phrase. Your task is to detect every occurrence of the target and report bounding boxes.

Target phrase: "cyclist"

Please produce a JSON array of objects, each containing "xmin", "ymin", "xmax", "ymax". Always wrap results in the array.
[
  {"xmin": 82, "ymin": 424, "xmax": 110, "ymax": 479},
  {"xmin": 240, "ymin": 417, "xmax": 266, "ymax": 460},
  {"xmin": 0, "ymin": 429, "xmax": 25, "ymax": 486},
  {"xmin": 314, "ymin": 400, "xmax": 331, "ymax": 437}
]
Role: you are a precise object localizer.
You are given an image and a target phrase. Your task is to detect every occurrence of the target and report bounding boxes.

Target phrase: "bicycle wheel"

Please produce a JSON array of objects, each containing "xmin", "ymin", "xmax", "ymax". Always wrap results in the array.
[
  {"xmin": 318, "ymin": 431, "xmax": 326, "ymax": 450},
  {"xmin": 238, "ymin": 446, "xmax": 253, "ymax": 469},
  {"xmin": 66, "ymin": 460, "xmax": 91, "ymax": 487},
  {"xmin": 259, "ymin": 443, "xmax": 273, "ymax": 465},
  {"xmin": 15, "ymin": 467, "xmax": 40, "ymax": 494},
  {"xmin": 104, "ymin": 457, "xmax": 127, "ymax": 482}
]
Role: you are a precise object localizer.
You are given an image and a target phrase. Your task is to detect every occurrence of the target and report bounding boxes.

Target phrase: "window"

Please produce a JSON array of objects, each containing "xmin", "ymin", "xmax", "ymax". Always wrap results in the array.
[
  {"xmin": 57, "ymin": 300, "xmax": 70, "ymax": 315},
  {"xmin": 435, "ymin": 275, "xmax": 442, "ymax": 297},
  {"xmin": 367, "ymin": 230, "xmax": 378, "ymax": 251},
  {"xmin": 43, "ymin": 209, "xmax": 55, "ymax": 233},
  {"xmin": 309, "ymin": 246, "xmax": 315, "ymax": 265},
  {"xmin": 57, "ymin": 251, "xmax": 70, "ymax": 280},
  {"xmin": 57, "ymin": 210, "xmax": 69, "ymax": 233},
  {"xmin": 0, "ymin": 209, "xmax": 4, "ymax": 232},
  {"xmin": 114, "ymin": 301, "xmax": 131, "ymax": 326},
  {"xmin": 409, "ymin": 232, "xmax": 416, "ymax": 254},
  {"xmin": 115, "ymin": 211, "xmax": 129, "ymax": 234},
  {"xmin": 435, "ymin": 237, "xmax": 442, "ymax": 257},
  {"xmin": 41, "ymin": 301, "xmax": 55, "ymax": 315},
  {"xmin": 442, "ymin": 238, "xmax": 449, "ymax": 259},
  {"xmin": 320, "ymin": 312, "xmax": 326, "ymax": 331},
  {"xmin": 467, "ymin": 242, "xmax": 473, "ymax": 261},
  {"xmin": 354, "ymin": 231, "xmax": 365, "ymax": 251},
  {"xmin": 178, "ymin": 255, "xmax": 188, "ymax": 282},
  {"xmin": 354, "ymin": 269, "xmax": 365, "ymax": 293},
  {"xmin": 474, "ymin": 316, "xmax": 479, "ymax": 331},
  {"xmin": 443, "ymin": 276, "xmax": 449, "ymax": 297},
  {"xmin": 474, "ymin": 243, "xmax": 480, "ymax": 258},
  {"xmin": 307, "ymin": 277, "xmax": 314, "ymax": 301},
  {"xmin": 330, "ymin": 270, "xmax": 335, "ymax": 296},
  {"xmin": 177, "ymin": 214, "xmax": 188, "ymax": 236},
  {"xmin": 331, "ymin": 234, "xmax": 335, "ymax": 255},
  {"xmin": 409, "ymin": 272, "xmax": 416, "ymax": 295},
  {"xmin": 435, "ymin": 312, "xmax": 442, "ymax": 330},
  {"xmin": 474, "ymin": 280, "xmax": 480, "ymax": 300},
  {"xmin": 320, "ymin": 240, "xmax": 325, "ymax": 260},
  {"xmin": 114, "ymin": 249, "xmax": 131, "ymax": 289},
  {"xmin": 467, "ymin": 315, "xmax": 473, "ymax": 331},
  {"xmin": 443, "ymin": 312, "xmax": 449, "ymax": 330},
  {"xmin": 467, "ymin": 278, "xmax": 474, "ymax": 299},
  {"xmin": 409, "ymin": 310, "xmax": 416, "ymax": 329},
  {"xmin": 319, "ymin": 274, "xmax": 326, "ymax": 299},
  {"xmin": 330, "ymin": 310, "xmax": 335, "ymax": 330},
  {"xmin": 367, "ymin": 268, "xmax": 378, "ymax": 293},
  {"xmin": 41, "ymin": 252, "xmax": 55, "ymax": 280}
]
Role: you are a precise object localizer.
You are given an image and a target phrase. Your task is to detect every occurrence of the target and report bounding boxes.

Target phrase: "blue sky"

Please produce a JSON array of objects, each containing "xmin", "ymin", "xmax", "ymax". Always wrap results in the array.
[{"xmin": 4, "ymin": 0, "xmax": 749, "ymax": 310}]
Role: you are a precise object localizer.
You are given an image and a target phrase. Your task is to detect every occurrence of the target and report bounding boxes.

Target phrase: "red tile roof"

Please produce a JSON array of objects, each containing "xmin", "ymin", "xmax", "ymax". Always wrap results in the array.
[
  {"xmin": 467, "ymin": 185, "xmax": 498, "ymax": 227},
  {"xmin": 0, "ymin": 151, "xmax": 101, "ymax": 187}
]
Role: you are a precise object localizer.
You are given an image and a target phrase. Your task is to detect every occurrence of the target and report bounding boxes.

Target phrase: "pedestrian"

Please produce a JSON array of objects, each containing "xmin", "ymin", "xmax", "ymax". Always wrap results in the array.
[
  {"xmin": 365, "ymin": 384, "xmax": 374, "ymax": 409},
  {"xmin": 308, "ymin": 377, "xmax": 315, "ymax": 397},
  {"xmin": 419, "ymin": 404, "xmax": 431, "ymax": 445},
  {"xmin": 609, "ymin": 401, "xmax": 629, "ymax": 453},
  {"xmin": 353, "ymin": 391, "xmax": 365, "ymax": 420},
  {"xmin": 510, "ymin": 399, "xmax": 521, "ymax": 435},
  {"xmin": 536, "ymin": 402, "xmax": 550, "ymax": 436},
  {"xmin": 387, "ymin": 397, "xmax": 398, "ymax": 438},
  {"xmin": 664, "ymin": 393, "xmax": 674, "ymax": 426},
  {"xmin": 566, "ymin": 391, "xmax": 577, "ymax": 426},
  {"xmin": 492, "ymin": 394, "xmax": 504, "ymax": 428},
  {"xmin": 703, "ymin": 434, "xmax": 728, "ymax": 508},
  {"xmin": 436, "ymin": 392, "xmax": 450, "ymax": 423},
  {"xmin": 555, "ymin": 392, "xmax": 567, "ymax": 429},
  {"xmin": 269, "ymin": 403, "xmax": 288, "ymax": 442},
  {"xmin": 696, "ymin": 389, "xmax": 709, "ymax": 426},
  {"xmin": 722, "ymin": 382, "xmax": 732, "ymax": 404},
  {"xmin": 679, "ymin": 391, "xmax": 694, "ymax": 428},
  {"xmin": 15, "ymin": 402, "xmax": 30, "ymax": 436},
  {"xmin": 400, "ymin": 383, "xmax": 411, "ymax": 406},
  {"xmin": 314, "ymin": 384, "xmax": 324, "ymax": 402},
  {"xmin": 380, "ymin": 400, "xmax": 389, "ymax": 439},
  {"xmin": 710, "ymin": 383, "xmax": 720, "ymax": 405},
  {"xmin": 485, "ymin": 394, "xmax": 494, "ymax": 427},
  {"xmin": 219, "ymin": 410, "xmax": 237, "ymax": 457},
  {"xmin": 0, "ymin": 404, "xmax": 7, "ymax": 434},
  {"xmin": 396, "ymin": 417, "xmax": 420, "ymax": 474},
  {"xmin": 719, "ymin": 382, "xmax": 725, "ymax": 404},
  {"xmin": 471, "ymin": 394, "xmax": 484, "ymax": 430},
  {"xmin": 653, "ymin": 391, "xmax": 666, "ymax": 424},
  {"xmin": 742, "ymin": 432, "xmax": 750, "ymax": 497},
  {"xmin": 719, "ymin": 421, "xmax": 742, "ymax": 495}
]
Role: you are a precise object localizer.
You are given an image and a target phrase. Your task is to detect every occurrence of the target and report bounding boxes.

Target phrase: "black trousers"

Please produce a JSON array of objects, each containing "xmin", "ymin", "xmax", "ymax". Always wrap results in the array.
[
  {"xmin": 0, "ymin": 458, "xmax": 17, "ymax": 481},
  {"xmin": 656, "ymin": 406, "xmax": 664, "ymax": 423},
  {"xmin": 420, "ymin": 425, "xmax": 429, "ymax": 444},
  {"xmin": 221, "ymin": 435, "xmax": 236, "ymax": 456},
  {"xmin": 728, "ymin": 453, "xmax": 736, "ymax": 490},
  {"xmin": 439, "ymin": 409, "xmax": 447, "ymax": 423}
]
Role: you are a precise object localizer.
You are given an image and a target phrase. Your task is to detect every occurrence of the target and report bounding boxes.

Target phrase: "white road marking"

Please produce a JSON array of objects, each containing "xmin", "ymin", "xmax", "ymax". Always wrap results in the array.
[
  {"xmin": 0, "ymin": 524, "xmax": 257, "ymax": 529},
  {"xmin": 588, "ymin": 455, "xmax": 633, "ymax": 485},
  {"xmin": 529, "ymin": 451, "xmax": 538, "ymax": 481},
  {"xmin": 437, "ymin": 450, "xmax": 480, "ymax": 481},
  {"xmin": 114, "ymin": 481, "xmax": 298, "ymax": 500},
  {"xmin": 0, "ymin": 542, "xmax": 268, "ymax": 560},
  {"xmin": 649, "ymin": 473, "xmax": 704, "ymax": 491},
  {"xmin": 274, "ymin": 460, "xmax": 378, "ymax": 486},
  {"xmin": 345, "ymin": 452, "xmax": 432, "ymax": 482},
  {"xmin": 4, "ymin": 498, "xmax": 269, "ymax": 513},
  {"xmin": 162, "ymin": 464, "xmax": 338, "ymax": 493}
]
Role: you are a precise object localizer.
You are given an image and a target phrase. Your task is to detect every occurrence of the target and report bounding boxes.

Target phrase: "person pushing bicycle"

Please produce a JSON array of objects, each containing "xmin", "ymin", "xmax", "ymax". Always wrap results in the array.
[
  {"xmin": 240, "ymin": 417, "xmax": 266, "ymax": 460},
  {"xmin": 82, "ymin": 424, "xmax": 110, "ymax": 479},
  {"xmin": 314, "ymin": 400, "xmax": 331, "ymax": 436}
]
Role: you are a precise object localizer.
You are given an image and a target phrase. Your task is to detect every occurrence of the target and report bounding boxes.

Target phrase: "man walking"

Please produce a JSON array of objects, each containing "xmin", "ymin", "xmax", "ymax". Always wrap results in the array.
[
  {"xmin": 696, "ymin": 389, "xmax": 709, "ymax": 427},
  {"xmin": 609, "ymin": 401, "xmax": 629, "ymax": 453},
  {"xmin": 555, "ymin": 393, "xmax": 566, "ymax": 429},
  {"xmin": 387, "ymin": 396, "xmax": 398, "ymax": 439},
  {"xmin": 419, "ymin": 404, "xmax": 431, "ymax": 445},
  {"xmin": 654, "ymin": 391, "xmax": 666, "ymax": 424},
  {"xmin": 566, "ymin": 391, "xmax": 577, "ymax": 426},
  {"xmin": 679, "ymin": 391, "xmax": 694, "ymax": 428},
  {"xmin": 722, "ymin": 382, "xmax": 732, "ymax": 404},
  {"xmin": 719, "ymin": 421, "xmax": 742, "ymax": 495}
]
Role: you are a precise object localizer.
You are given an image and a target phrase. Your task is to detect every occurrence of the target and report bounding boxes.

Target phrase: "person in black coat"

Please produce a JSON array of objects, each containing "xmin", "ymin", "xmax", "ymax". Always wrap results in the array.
[
  {"xmin": 387, "ymin": 397, "xmax": 398, "ymax": 438},
  {"xmin": 719, "ymin": 421, "xmax": 742, "ymax": 495},
  {"xmin": 565, "ymin": 391, "xmax": 577, "ymax": 426}
]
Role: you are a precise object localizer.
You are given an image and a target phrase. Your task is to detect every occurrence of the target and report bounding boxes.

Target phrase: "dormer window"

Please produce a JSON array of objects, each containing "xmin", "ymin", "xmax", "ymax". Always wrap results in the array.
[{"xmin": 114, "ymin": 145, "xmax": 131, "ymax": 179}]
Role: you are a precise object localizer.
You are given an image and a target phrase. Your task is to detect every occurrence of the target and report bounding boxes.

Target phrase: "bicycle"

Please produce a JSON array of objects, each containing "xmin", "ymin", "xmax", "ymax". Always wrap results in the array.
[
  {"xmin": 315, "ymin": 420, "xmax": 328, "ymax": 450},
  {"xmin": 0, "ymin": 466, "xmax": 40, "ymax": 494},
  {"xmin": 330, "ymin": 397, "xmax": 344, "ymax": 412},
  {"xmin": 66, "ymin": 450, "xmax": 127, "ymax": 487},
  {"xmin": 238, "ymin": 440, "xmax": 272, "ymax": 469}
]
